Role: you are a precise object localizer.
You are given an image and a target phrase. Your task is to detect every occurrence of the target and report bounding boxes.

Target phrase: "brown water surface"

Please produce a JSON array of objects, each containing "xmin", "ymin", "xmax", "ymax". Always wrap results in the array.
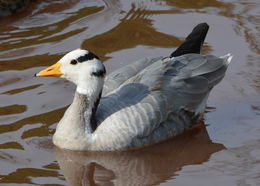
[{"xmin": 0, "ymin": 0, "xmax": 259, "ymax": 185}]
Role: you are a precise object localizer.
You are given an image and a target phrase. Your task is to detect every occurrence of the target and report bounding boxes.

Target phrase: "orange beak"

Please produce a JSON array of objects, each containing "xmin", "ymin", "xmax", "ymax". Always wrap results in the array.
[{"xmin": 36, "ymin": 62, "xmax": 63, "ymax": 77}]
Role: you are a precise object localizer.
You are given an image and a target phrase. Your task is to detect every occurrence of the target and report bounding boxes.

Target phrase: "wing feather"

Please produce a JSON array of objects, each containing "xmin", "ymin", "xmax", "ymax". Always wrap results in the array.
[
  {"xmin": 102, "ymin": 57, "xmax": 163, "ymax": 95},
  {"xmin": 96, "ymin": 54, "xmax": 229, "ymax": 148}
]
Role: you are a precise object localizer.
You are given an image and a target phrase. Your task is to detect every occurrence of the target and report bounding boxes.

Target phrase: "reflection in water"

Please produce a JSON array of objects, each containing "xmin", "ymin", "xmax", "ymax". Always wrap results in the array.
[
  {"xmin": 0, "ymin": 0, "xmax": 33, "ymax": 16},
  {"xmin": 82, "ymin": 4, "xmax": 182, "ymax": 59},
  {"xmin": 0, "ymin": 0, "xmax": 259, "ymax": 185},
  {"xmin": 55, "ymin": 125, "xmax": 224, "ymax": 186},
  {"xmin": 163, "ymin": 0, "xmax": 225, "ymax": 9},
  {"xmin": 0, "ymin": 107, "xmax": 66, "ymax": 135},
  {"xmin": 1, "ymin": 84, "xmax": 42, "ymax": 95},
  {"xmin": 0, "ymin": 104, "xmax": 27, "ymax": 116}
]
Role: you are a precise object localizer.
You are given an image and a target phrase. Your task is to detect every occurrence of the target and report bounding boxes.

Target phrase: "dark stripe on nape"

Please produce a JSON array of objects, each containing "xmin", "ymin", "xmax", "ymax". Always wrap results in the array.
[
  {"xmin": 90, "ymin": 91, "xmax": 102, "ymax": 132},
  {"xmin": 91, "ymin": 68, "xmax": 106, "ymax": 78},
  {"xmin": 77, "ymin": 51, "xmax": 99, "ymax": 62}
]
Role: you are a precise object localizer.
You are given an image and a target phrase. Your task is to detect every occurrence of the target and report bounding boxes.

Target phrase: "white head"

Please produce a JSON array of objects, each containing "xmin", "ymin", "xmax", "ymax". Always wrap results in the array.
[{"xmin": 36, "ymin": 49, "xmax": 106, "ymax": 96}]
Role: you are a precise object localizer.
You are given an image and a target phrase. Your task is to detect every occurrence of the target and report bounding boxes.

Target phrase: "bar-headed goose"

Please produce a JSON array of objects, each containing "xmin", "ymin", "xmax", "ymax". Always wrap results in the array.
[{"xmin": 36, "ymin": 23, "xmax": 232, "ymax": 151}]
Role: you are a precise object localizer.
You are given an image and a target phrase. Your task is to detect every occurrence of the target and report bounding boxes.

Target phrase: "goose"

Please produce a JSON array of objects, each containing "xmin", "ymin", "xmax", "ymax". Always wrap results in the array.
[{"xmin": 36, "ymin": 23, "xmax": 232, "ymax": 151}]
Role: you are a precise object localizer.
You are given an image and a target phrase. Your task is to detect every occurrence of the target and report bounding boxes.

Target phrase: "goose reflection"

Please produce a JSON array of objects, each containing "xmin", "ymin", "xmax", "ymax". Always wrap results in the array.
[{"xmin": 54, "ymin": 123, "xmax": 224, "ymax": 186}]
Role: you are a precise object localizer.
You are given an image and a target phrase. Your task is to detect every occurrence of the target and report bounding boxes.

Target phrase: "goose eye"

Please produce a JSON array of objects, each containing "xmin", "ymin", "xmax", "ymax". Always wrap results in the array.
[{"xmin": 70, "ymin": 59, "xmax": 78, "ymax": 65}]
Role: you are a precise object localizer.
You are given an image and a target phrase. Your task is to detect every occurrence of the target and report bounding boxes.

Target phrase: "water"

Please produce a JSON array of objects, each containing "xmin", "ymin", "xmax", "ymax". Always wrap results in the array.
[{"xmin": 0, "ymin": 0, "xmax": 259, "ymax": 185}]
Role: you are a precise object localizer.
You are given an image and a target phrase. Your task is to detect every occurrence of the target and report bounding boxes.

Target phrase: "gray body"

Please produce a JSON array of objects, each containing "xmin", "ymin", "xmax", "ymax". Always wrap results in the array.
[{"xmin": 53, "ymin": 53, "xmax": 231, "ymax": 151}]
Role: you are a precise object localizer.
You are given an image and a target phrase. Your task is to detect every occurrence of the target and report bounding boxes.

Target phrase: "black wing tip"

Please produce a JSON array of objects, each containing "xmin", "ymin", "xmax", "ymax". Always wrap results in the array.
[
  {"xmin": 188, "ymin": 22, "xmax": 209, "ymax": 37},
  {"xmin": 195, "ymin": 22, "xmax": 209, "ymax": 29},
  {"xmin": 170, "ymin": 22, "xmax": 210, "ymax": 57}
]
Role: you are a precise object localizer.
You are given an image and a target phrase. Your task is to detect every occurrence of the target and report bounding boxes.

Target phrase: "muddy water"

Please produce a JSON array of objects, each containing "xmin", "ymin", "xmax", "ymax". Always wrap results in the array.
[{"xmin": 0, "ymin": 0, "xmax": 259, "ymax": 185}]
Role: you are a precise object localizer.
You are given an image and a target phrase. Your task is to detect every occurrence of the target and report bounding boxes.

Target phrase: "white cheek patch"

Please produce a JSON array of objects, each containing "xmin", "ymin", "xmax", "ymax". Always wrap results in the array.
[
  {"xmin": 59, "ymin": 65, "xmax": 75, "ymax": 81},
  {"xmin": 77, "ymin": 86, "xmax": 93, "ymax": 95},
  {"xmin": 76, "ymin": 76, "xmax": 104, "ymax": 96}
]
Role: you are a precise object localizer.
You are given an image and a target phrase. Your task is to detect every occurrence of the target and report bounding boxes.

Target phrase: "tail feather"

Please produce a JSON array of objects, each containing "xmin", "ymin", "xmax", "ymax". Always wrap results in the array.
[
  {"xmin": 170, "ymin": 23, "xmax": 209, "ymax": 57},
  {"xmin": 220, "ymin": 53, "xmax": 233, "ymax": 65}
]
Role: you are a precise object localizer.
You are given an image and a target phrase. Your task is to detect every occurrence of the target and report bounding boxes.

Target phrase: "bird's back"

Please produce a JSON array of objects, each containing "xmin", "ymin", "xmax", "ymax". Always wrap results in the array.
[{"xmin": 94, "ymin": 53, "xmax": 231, "ymax": 150}]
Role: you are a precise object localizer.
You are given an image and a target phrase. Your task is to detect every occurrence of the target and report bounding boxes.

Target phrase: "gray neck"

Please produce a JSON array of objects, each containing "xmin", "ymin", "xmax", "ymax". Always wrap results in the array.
[{"xmin": 72, "ymin": 91, "xmax": 102, "ymax": 134}]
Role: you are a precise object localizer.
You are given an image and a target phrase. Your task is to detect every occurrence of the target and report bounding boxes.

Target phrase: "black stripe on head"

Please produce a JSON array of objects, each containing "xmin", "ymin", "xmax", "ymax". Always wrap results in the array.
[
  {"xmin": 77, "ymin": 51, "xmax": 99, "ymax": 63},
  {"xmin": 91, "ymin": 67, "xmax": 106, "ymax": 78}
]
